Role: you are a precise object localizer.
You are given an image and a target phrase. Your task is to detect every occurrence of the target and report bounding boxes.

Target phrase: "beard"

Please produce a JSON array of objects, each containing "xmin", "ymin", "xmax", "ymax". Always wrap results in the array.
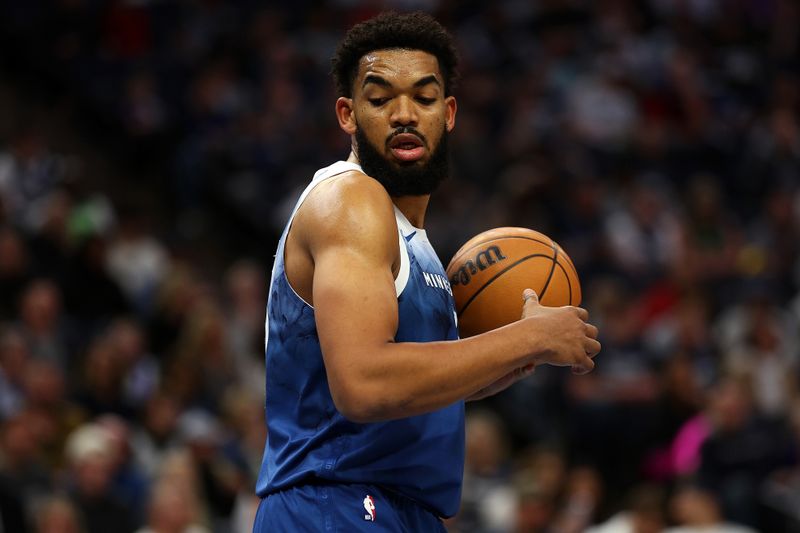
[{"xmin": 354, "ymin": 124, "xmax": 450, "ymax": 197}]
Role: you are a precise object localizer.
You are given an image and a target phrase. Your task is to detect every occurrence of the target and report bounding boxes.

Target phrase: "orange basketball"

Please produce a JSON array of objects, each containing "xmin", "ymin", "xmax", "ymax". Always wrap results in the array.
[{"xmin": 446, "ymin": 227, "xmax": 581, "ymax": 338}]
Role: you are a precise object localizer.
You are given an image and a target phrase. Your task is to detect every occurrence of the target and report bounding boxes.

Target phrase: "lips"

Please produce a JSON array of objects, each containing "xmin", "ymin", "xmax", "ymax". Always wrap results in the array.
[{"xmin": 388, "ymin": 133, "xmax": 426, "ymax": 162}]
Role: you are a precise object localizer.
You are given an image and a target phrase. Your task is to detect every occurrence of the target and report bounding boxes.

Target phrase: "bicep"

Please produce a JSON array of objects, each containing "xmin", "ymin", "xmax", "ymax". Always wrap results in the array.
[
  {"xmin": 313, "ymin": 243, "xmax": 399, "ymax": 354},
  {"xmin": 301, "ymin": 176, "xmax": 401, "ymax": 399},
  {"xmin": 312, "ymin": 239, "xmax": 401, "ymax": 411}
]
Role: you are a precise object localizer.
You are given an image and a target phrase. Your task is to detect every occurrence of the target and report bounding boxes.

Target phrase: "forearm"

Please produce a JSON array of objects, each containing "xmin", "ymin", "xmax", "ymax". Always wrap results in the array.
[{"xmin": 326, "ymin": 319, "xmax": 541, "ymax": 422}]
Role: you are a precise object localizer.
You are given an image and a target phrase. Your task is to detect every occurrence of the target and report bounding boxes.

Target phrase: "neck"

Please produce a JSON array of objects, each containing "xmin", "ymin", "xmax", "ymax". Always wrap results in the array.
[
  {"xmin": 392, "ymin": 195, "xmax": 429, "ymax": 228},
  {"xmin": 347, "ymin": 151, "xmax": 430, "ymax": 228}
]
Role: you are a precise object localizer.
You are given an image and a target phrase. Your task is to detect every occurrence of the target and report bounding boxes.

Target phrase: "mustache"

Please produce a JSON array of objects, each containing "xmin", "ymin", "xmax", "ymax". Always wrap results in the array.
[{"xmin": 386, "ymin": 127, "xmax": 428, "ymax": 149}]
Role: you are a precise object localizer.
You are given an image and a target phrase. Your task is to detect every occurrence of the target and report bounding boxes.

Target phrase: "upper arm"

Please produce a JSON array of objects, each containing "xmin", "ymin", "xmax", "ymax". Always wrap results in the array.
[{"xmin": 296, "ymin": 174, "xmax": 401, "ymax": 409}]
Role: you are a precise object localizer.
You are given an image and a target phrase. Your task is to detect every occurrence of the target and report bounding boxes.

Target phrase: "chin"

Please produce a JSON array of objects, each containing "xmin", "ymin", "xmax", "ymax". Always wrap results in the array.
[{"xmin": 390, "ymin": 156, "xmax": 428, "ymax": 167}]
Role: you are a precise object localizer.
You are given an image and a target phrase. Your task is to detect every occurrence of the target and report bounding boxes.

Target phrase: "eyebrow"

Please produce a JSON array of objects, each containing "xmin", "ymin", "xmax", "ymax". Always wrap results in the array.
[
  {"xmin": 413, "ymin": 75, "xmax": 441, "ymax": 88},
  {"xmin": 362, "ymin": 74, "xmax": 442, "ymax": 89}
]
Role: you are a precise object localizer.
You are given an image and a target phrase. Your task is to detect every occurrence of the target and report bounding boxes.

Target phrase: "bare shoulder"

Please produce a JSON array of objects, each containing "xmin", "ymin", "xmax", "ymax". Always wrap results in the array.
[{"xmin": 296, "ymin": 170, "xmax": 398, "ymax": 253}]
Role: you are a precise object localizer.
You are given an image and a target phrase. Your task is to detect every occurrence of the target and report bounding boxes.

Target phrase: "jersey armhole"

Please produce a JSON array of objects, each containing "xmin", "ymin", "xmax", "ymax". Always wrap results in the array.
[
  {"xmin": 395, "ymin": 229, "xmax": 410, "ymax": 297},
  {"xmin": 283, "ymin": 163, "xmax": 409, "ymax": 304}
]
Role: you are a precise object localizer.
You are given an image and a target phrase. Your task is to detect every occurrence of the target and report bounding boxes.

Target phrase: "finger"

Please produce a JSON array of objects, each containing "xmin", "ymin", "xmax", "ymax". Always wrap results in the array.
[
  {"xmin": 586, "ymin": 323, "xmax": 599, "ymax": 339},
  {"xmin": 585, "ymin": 339, "xmax": 602, "ymax": 358},
  {"xmin": 574, "ymin": 306, "xmax": 589, "ymax": 321},
  {"xmin": 571, "ymin": 358, "xmax": 595, "ymax": 375}
]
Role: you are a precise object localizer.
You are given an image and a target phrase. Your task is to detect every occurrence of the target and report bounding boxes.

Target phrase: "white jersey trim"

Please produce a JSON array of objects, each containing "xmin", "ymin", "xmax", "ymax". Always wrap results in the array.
[
  {"xmin": 395, "ymin": 229, "xmax": 410, "ymax": 296},
  {"xmin": 275, "ymin": 161, "xmax": 415, "ymax": 306}
]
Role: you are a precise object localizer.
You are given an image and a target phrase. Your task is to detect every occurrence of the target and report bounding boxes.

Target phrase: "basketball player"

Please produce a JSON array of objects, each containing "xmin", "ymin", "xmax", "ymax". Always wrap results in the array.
[{"xmin": 253, "ymin": 12, "xmax": 600, "ymax": 532}]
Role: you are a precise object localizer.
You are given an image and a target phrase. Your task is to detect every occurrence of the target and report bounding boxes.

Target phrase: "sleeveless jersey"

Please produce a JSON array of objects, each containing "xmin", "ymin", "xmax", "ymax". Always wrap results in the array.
[{"xmin": 255, "ymin": 161, "xmax": 465, "ymax": 518}]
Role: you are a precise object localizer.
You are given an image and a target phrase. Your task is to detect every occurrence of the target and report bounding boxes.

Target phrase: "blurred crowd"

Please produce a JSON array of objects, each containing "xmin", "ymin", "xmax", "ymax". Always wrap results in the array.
[{"xmin": 1, "ymin": 0, "xmax": 799, "ymax": 532}]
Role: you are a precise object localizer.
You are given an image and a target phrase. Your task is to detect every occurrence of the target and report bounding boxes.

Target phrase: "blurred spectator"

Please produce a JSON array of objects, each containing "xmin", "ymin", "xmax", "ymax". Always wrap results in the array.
[
  {"xmin": 219, "ymin": 388, "xmax": 265, "ymax": 488},
  {"xmin": 106, "ymin": 318, "xmax": 160, "ymax": 410},
  {"xmin": 154, "ymin": 450, "xmax": 207, "ymax": 528},
  {"xmin": 130, "ymin": 392, "xmax": 181, "ymax": 480},
  {"xmin": 166, "ymin": 303, "xmax": 237, "ymax": 412},
  {"xmin": 34, "ymin": 496, "xmax": 84, "ymax": 533},
  {"xmin": 74, "ymin": 337, "xmax": 132, "ymax": 419},
  {"xmin": 644, "ymin": 292, "xmax": 717, "ymax": 386},
  {"xmin": 738, "ymin": 106, "xmax": 800, "ymax": 214},
  {"xmin": 218, "ymin": 389, "xmax": 264, "ymax": 532},
  {"xmin": 604, "ymin": 180, "xmax": 683, "ymax": 287},
  {"xmin": 454, "ymin": 409, "xmax": 516, "ymax": 533},
  {"xmin": 512, "ymin": 481, "xmax": 557, "ymax": 533},
  {"xmin": 64, "ymin": 423, "xmax": 136, "ymax": 533},
  {"xmin": 510, "ymin": 447, "xmax": 567, "ymax": 532},
  {"xmin": 664, "ymin": 485, "xmax": 757, "ymax": 533},
  {"xmin": 550, "ymin": 466, "xmax": 604, "ymax": 533},
  {"xmin": 697, "ymin": 376, "xmax": 795, "ymax": 527},
  {"xmin": 18, "ymin": 279, "xmax": 74, "ymax": 368},
  {"xmin": 222, "ymin": 260, "xmax": 266, "ymax": 395},
  {"xmin": 567, "ymin": 64, "xmax": 639, "ymax": 148},
  {"xmin": 135, "ymin": 479, "xmax": 209, "ymax": 533},
  {"xmin": 121, "ymin": 71, "xmax": 168, "ymax": 139},
  {"xmin": 22, "ymin": 360, "xmax": 85, "ymax": 469},
  {"xmin": 96, "ymin": 415, "xmax": 149, "ymax": 521},
  {"xmin": 585, "ymin": 484, "xmax": 665, "ymax": 533},
  {"xmin": 148, "ymin": 265, "xmax": 202, "ymax": 359},
  {"xmin": 715, "ymin": 283, "xmax": 799, "ymax": 418},
  {"xmin": 176, "ymin": 409, "xmax": 241, "ymax": 532},
  {"xmin": 0, "ymin": 126, "xmax": 65, "ymax": 231},
  {"xmin": 26, "ymin": 189, "xmax": 73, "ymax": 282},
  {"xmin": 679, "ymin": 175, "xmax": 743, "ymax": 298},
  {"xmin": 106, "ymin": 210, "xmax": 170, "ymax": 319},
  {"xmin": 61, "ymin": 234, "xmax": 130, "ymax": 334},
  {"xmin": 641, "ymin": 353, "xmax": 706, "ymax": 481},
  {"xmin": 0, "ymin": 412, "xmax": 52, "ymax": 515}
]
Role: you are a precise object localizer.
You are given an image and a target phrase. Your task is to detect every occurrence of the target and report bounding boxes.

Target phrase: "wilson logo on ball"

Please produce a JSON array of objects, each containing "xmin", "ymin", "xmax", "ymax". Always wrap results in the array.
[{"xmin": 449, "ymin": 245, "xmax": 507, "ymax": 286}]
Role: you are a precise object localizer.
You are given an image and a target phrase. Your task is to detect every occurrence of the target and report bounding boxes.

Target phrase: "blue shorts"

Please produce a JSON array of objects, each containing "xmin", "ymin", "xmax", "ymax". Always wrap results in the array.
[{"xmin": 253, "ymin": 483, "xmax": 448, "ymax": 532}]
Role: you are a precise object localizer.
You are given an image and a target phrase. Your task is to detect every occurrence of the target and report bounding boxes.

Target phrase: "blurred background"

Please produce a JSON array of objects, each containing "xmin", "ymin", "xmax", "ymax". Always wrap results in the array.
[{"xmin": 0, "ymin": 0, "xmax": 798, "ymax": 532}]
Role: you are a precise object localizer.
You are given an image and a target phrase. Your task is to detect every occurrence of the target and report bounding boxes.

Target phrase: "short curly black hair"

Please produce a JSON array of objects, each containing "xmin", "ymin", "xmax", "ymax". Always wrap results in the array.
[{"xmin": 331, "ymin": 12, "xmax": 459, "ymax": 98}]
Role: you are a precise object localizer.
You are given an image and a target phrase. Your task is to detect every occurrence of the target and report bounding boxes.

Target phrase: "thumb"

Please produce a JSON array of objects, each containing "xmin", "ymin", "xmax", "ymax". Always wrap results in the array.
[
  {"xmin": 522, "ymin": 289, "xmax": 539, "ymax": 318},
  {"xmin": 522, "ymin": 288, "xmax": 539, "ymax": 304}
]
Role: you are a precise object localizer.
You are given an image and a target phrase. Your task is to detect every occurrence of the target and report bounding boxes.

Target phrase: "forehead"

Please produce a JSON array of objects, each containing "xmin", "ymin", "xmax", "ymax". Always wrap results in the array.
[{"xmin": 355, "ymin": 49, "xmax": 442, "ymax": 86}]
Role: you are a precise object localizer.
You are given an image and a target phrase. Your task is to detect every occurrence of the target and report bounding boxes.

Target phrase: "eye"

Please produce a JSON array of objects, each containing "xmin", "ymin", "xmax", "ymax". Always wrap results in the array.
[
  {"xmin": 368, "ymin": 97, "xmax": 389, "ymax": 107},
  {"xmin": 416, "ymin": 96, "xmax": 436, "ymax": 105}
]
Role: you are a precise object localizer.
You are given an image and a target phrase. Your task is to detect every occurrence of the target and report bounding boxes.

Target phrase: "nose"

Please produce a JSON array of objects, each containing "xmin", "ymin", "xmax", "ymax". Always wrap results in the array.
[{"xmin": 389, "ymin": 95, "xmax": 418, "ymax": 127}]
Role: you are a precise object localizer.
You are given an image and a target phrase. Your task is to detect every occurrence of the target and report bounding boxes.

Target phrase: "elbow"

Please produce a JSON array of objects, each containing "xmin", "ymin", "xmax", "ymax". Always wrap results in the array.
[{"xmin": 330, "ymin": 382, "xmax": 393, "ymax": 423}]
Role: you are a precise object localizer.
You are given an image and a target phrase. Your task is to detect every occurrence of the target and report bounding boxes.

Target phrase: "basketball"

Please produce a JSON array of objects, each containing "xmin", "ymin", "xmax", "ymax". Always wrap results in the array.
[{"xmin": 446, "ymin": 227, "xmax": 581, "ymax": 338}]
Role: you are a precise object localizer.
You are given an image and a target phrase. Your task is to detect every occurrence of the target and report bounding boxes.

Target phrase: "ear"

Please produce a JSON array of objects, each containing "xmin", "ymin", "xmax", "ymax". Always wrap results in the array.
[
  {"xmin": 336, "ymin": 97, "xmax": 356, "ymax": 135},
  {"xmin": 444, "ymin": 96, "xmax": 457, "ymax": 132}
]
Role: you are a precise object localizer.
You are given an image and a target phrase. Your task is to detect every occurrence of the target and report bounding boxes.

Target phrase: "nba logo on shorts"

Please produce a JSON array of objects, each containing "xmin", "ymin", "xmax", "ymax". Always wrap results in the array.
[{"xmin": 363, "ymin": 495, "xmax": 376, "ymax": 521}]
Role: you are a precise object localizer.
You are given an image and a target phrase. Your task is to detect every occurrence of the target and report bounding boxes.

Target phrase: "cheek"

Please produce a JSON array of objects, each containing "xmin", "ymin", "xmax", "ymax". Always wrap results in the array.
[{"xmin": 356, "ymin": 111, "xmax": 387, "ymax": 140}]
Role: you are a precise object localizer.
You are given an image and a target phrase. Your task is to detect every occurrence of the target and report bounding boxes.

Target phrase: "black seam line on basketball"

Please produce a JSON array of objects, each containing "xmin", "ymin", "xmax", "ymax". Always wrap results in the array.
[
  {"xmin": 555, "ymin": 259, "xmax": 573, "ymax": 305},
  {"xmin": 559, "ymin": 249, "xmax": 579, "ymax": 281},
  {"xmin": 448, "ymin": 236, "xmax": 554, "ymax": 270},
  {"xmin": 457, "ymin": 253, "xmax": 555, "ymax": 315},
  {"xmin": 563, "ymin": 258, "xmax": 578, "ymax": 282},
  {"xmin": 538, "ymin": 243, "xmax": 559, "ymax": 301}
]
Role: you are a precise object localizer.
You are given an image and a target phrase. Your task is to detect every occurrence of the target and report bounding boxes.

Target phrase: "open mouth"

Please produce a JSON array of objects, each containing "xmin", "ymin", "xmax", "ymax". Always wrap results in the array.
[{"xmin": 388, "ymin": 133, "xmax": 426, "ymax": 162}]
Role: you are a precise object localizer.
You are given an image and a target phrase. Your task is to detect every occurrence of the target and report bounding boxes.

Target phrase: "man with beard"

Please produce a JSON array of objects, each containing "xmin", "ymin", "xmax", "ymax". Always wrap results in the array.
[{"xmin": 253, "ymin": 12, "xmax": 601, "ymax": 532}]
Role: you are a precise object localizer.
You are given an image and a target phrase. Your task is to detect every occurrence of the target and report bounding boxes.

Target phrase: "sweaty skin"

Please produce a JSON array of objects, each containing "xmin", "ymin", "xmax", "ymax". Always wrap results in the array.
[{"xmin": 284, "ymin": 49, "xmax": 600, "ymax": 422}]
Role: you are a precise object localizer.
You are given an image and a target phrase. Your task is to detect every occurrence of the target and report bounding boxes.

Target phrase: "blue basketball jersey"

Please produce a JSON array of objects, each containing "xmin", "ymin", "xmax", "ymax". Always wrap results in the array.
[{"xmin": 255, "ymin": 161, "xmax": 465, "ymax": 518}]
